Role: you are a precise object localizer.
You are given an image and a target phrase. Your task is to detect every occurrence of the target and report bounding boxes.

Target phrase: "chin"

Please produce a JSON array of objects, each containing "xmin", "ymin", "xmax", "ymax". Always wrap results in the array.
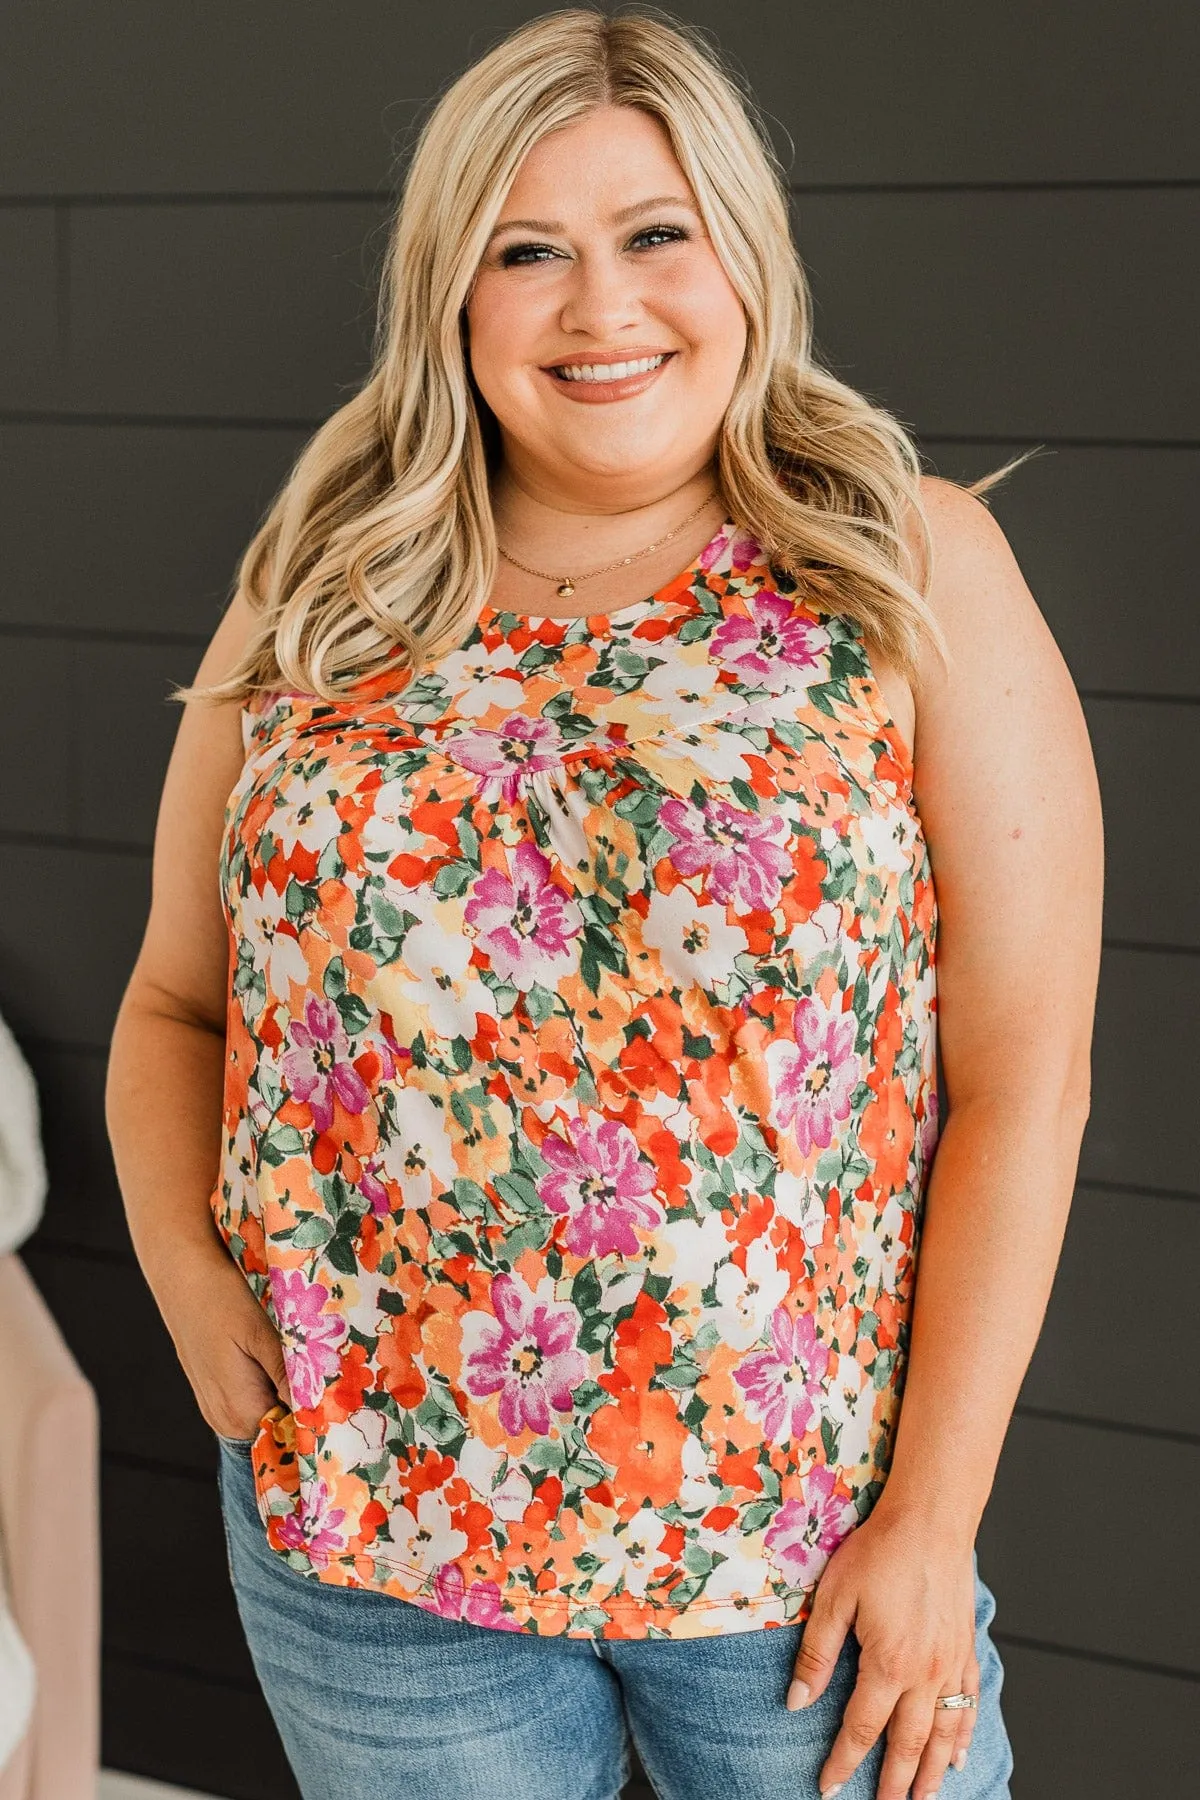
[{"xmin": 547, "ymin": 443, "xmax": 672, "ymax": 478}]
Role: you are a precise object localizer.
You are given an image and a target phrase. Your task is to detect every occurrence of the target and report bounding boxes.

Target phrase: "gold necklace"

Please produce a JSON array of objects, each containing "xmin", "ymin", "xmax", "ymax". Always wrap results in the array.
[{"xmin": 495, "ymin": 490, "xmax": 720, "ymax": 600}]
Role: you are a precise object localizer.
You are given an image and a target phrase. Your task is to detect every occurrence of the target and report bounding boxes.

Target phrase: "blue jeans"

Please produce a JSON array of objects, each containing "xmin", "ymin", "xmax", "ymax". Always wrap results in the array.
[{"xmin": 215, "ymin": 1434, "xmax": 1014, "ymax": 1799}]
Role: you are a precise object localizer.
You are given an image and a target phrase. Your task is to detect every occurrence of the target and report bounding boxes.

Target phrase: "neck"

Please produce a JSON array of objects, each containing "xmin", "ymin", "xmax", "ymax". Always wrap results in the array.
[{"xmin": 490, "ymin": 467, "xmax": 718, "ymax": 559}]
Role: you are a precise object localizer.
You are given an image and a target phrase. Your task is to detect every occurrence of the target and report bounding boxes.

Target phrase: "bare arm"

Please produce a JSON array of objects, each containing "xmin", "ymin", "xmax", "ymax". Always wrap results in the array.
[
  {"xmin": 790, "ymin": 475, "xmax": 1103, "ymax": 1800},
  {"xmin": 105, "ymin": 589, "xmax": 290, "ymax": 1436},
  {"xmin": 872, "ymin": 475, "xmax": 1103, "ymax": 1544}
]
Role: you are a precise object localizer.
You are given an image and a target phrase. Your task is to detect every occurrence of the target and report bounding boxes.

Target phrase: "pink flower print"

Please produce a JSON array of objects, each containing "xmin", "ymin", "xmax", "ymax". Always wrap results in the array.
[
  {"xmin": 267, "ymin": 1265, "xmax": 349, "ymax": 1410},
  {"xmin": 358, "ymin": 1156, "xmax": 394, "ymax": 1219},
  {"xmin": 444, "ymin": 714, "xmax": 569, "ymax": 805},
  {"xmin": 764, "ymin": 1464, "xmax": 859, "ymax": 1587},
  {"xmin": 766, "ymin": 993, "xmax": 859, "ymax": 1154},
  {"xmin": 275, "ymin": 1475, "xmax": 348, "ymax": 1565},
  {"xmin": 432, "ymin": 1563, "xmax": 521, "ymax": 1631},
  {"xmin": 700, "ymin": 521, "xmax": 761, "ymax": 575},
  {"xmin": 281, "ymin": 994, "xmax": 371, "ymax": 1131},
  {"xmin": 658, "ymin": 795, "xmax": 792, "ymax": 914},
  {"xmin": 464, "ymin": 842, "xmax": 583, "ymax": 990},
  {"xmin": 539, "ymin": 1116, "xmax": 664, "ymax": 1258},
  {"xmin": 462, "ymin": 1272, "xmax": 589, "ymax": 1438},
  {"xmin": 711, "ymin": 589, "xmax": 831, "ymax": 693},
  {"xmin": 733, "ymin": 1304, "xmax": 830, "ymax": 1445}
]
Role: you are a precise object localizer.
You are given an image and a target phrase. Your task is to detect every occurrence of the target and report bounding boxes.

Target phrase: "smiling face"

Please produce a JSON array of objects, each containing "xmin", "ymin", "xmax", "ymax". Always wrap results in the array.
[{"xmin": 464, "ymin": 104, "xmax": 748, "ymax": 509}]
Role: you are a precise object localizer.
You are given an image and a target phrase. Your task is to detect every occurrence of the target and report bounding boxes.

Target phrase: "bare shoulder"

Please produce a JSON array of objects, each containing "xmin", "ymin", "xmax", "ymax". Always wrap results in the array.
[
  {"xmin": 902, "ymin": 473, "xmax": 1102, "ymax": 1107},
  {"xmin": 909, "ymin": 471, "xmax": 1064, "ymax": 712}
]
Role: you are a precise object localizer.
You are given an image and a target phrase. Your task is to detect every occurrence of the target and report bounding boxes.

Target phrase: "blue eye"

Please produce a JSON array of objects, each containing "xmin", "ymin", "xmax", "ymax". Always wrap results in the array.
[
  {"xmin": 498, "ymin": 224, "xmax": 689, "ymax": 268},
  {"xmin": 500, "ymin": 243, "xmax": 561, "ymax": 266},
  {"xmin": 635, "ymin": 226, "xmax": 689, "ymax": 250}
]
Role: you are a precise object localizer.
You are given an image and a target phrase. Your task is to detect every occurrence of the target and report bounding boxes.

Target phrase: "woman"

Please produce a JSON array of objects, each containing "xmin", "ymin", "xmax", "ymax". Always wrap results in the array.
[{"xmin": 106, "ymin": 8, "xmax": 1103, "ymax": 1799}]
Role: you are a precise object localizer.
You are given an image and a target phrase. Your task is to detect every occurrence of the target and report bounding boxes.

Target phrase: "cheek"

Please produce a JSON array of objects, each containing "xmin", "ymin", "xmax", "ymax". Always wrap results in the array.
[
  {"xmin": 465, "ymin": 281, "xmax": 542, "ymax": 391},
  {"xmin": 649, "ymin": 262, "xmax": 746, "ymax": 358}
]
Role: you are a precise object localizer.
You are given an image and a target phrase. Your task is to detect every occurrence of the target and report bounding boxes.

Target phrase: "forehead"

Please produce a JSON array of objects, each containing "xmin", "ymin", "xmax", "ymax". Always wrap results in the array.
[{"xmin": 499, "ymin": 106, "xmax": 690, "ymax": 215}]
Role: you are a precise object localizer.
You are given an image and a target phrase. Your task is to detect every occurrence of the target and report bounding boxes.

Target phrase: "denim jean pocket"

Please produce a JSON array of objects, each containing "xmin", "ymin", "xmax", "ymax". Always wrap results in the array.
[{"xmin": 215, "ymin": 1431, "xmax": 256, "ymax": 1454}]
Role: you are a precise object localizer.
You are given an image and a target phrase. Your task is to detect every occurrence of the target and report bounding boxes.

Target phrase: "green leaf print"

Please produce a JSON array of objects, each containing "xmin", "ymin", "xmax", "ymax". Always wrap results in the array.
[
  {"xmin": 524, "ymin": 983, "xmax": 557, "ymax": 1027},
  {"xmin": 369, "ymin": 890, "xmax": 411, "ymax": 939},
  {"xmin": 323, "ymin": 955, "xmax": 349, "ymax": 998},
  {"xmin": 316, "ymin": 837, "xmax": 343, "ymax": 881},
  {"xmin": 415, "ymin": 1384, "xmax": 466, "ymax": 1446},
  {"xmin": 324, "ymin": 1212, "xmax": 364, "ymax": 1276},
  {"xmin": 493, "ymin": 1170, "xmax": 544, "ymax": 1216},
  {"xmin": 569, "ymin": 1607, "xmax": 613, "ymax": 1633},
  {"xmin": 290, "ymin": 1213, "xmax": 335, "ymax": 1251},
  {"xmin": 820, "ymin": 1415, "xmax": 843, "ymax": 1463},
  {"xmin": 432, "ymin": 861, "xmax": 472, "ymax": 899},
  {"xmin": 258, "ymin": 1123, "xmax": 306, "ymax": 1166},
  {"xmin": 740, "ymin": 1500, "xmax": 777, "ymax": 1533},
  {"xmin": 335, "ymin": 992, "xmax": 372, "ymax": 1036},
  {"xmin": 570, "ymin": 1261, "xmax": 603, "ymax": 1314},
  {"xmin": 682, "ymin": 1391, "xmax": 709, "ymax": 1431}
]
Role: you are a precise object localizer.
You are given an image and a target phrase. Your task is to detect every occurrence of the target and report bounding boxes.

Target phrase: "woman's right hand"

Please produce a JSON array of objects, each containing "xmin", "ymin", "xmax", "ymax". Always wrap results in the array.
[{"xmin": 160, "ymin": 1237, "xmax": 292, "ymax": 1443}]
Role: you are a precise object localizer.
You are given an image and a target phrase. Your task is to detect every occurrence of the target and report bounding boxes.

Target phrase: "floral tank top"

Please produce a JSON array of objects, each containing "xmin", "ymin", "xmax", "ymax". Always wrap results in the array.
[{"xmin": 210, "ymin": 516, "xmax": 940, "ymax": 1640}]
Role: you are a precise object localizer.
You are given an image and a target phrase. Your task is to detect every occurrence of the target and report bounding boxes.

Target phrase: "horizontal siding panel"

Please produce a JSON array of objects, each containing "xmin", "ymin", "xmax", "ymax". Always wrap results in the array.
[
  {"xmin": 1018, "ymin": 1184, "xmax": 1200, "ymax": 1436},
  {"xmin": 1081, "ymin": 946, "xmax": 1198, "ymax": 1195},
  {"xmin": 101, "ymin": 1459, "xmax": 258, "ymax": 1685},
  {"xmin": 0, "ymin": 636, "xmax": 76, "ymax": 834},
  {"xmin": 76, "ymin": 641, "xmax": 204, "ymax": 845},
  {"xmin": 1085, "ymin": 698, "xmax": 1199, "ymax": 950},
  {"xmin": 0, "ymin": 843, "xmax": 149, "ymax": 1047},
  {"xmin": 0, "ymin": 201, "xmax": 387, "ymax": 419},
  {"xmin": 999, "ymin": 1641, "xmax": 1198, "ymax": 1797},
  {"xmin": 0, "ymin": 420, "xmax": 307, "ymax": 633},
  {"xmin": 103, "ymin": 1657, "xmax": 298, "ymax": 1800},
  {"xmin": 978, "ymin": 1413, "xmax": 1199, "ymax": 1673},
  {"xmin": 793, "ymin": 187, "xmax": 1199, "ymax": 442},
  {"xmin": 66, "ymin": 199, "xmax": 386, "ymax": 419},
  {"xmin": 0, "ymin": 208, "xmax": 60, "ymax": 403},
  {"xmin": 2, "ymin": 3, "xmax": 1197, "ymax": 194},
  {"xmin": 0, "ymin": 636, "xmax": 197, "ymax": 844},
  {"xmin": 18, "ymin": 1042, "xmax": 133, "ymax": 1258}
]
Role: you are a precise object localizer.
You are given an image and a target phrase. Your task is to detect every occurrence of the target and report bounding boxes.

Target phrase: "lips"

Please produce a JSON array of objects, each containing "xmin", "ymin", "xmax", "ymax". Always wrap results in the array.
[
  {"xmin": 538, "ymin": 353, "xmax": 678, "ymax": 408},
  {"xmin": 543, "ymin": 351, "xmax": 676, "ymax": 382}
]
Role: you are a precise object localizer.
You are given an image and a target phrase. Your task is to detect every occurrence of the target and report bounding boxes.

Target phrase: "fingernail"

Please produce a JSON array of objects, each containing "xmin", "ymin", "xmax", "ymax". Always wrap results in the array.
[
  {"xmin": 786, "ymin": 1678, "xmax": 811, "ymax": 1710},
  {"xmin": 820, "ymin": 1786, "xmax": 844, "ymax": 1798},
  {"xmin": 953, "ymin": 1747, "xmax": 968, "ymax": 1771}
]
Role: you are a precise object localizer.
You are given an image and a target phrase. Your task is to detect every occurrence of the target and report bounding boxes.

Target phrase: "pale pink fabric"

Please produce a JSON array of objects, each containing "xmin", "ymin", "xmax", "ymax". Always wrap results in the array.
[{"xmin": 0, "ymin": 1254, "xmax": 99, "ymax": 1800}]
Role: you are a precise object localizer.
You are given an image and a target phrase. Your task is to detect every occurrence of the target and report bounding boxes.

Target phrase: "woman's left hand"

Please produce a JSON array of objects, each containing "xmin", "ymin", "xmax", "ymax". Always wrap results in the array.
[{"xmin": 786, "ymin": 1506, "xmax": 980, "ymax": 1800}]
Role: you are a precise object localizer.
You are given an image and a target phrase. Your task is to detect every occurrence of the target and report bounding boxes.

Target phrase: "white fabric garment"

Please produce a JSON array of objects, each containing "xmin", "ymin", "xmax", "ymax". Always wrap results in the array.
[
  {"xmin": 0, "ymin": 1005, "xmax": 47, "ymax": 1254},
  {"xmin": 0, "ymin": 1003, "xmax": 44, "ymax": 1767}
]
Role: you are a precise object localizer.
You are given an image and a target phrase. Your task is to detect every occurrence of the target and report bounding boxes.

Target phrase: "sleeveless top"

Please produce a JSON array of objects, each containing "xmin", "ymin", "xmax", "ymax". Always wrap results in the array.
[{"xmin": 210, "ymin": 516, "xmax": 941, "ymax": 1640}]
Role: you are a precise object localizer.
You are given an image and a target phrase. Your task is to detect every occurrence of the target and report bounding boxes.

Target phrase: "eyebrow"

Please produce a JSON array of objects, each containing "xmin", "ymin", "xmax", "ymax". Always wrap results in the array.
[{"xmin": 487, "ymin": 194, "xmax": 700, "ymax": 242}]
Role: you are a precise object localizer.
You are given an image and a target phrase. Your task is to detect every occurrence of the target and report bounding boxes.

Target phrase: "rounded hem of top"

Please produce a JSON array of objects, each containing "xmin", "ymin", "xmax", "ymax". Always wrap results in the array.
[{"xmin": 257, "ymin": 1522, "xmax": 814, "ymax": 1634}]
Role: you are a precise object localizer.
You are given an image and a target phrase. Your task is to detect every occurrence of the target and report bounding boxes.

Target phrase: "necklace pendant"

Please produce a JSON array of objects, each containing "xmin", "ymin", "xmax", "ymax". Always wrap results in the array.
[{"xmin": 556, "ymin": 579, "xmax": 575, "ymax": 598}]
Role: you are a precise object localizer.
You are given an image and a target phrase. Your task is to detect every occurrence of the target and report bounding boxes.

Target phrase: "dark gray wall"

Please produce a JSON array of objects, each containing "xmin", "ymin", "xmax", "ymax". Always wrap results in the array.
[{"xmin": 2, "ymin": 4, "xmax": 1196, "ymax": 1796}]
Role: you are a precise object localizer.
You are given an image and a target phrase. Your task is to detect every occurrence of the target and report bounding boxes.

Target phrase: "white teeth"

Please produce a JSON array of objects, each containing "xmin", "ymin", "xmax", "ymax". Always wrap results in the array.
[{"xmin": 551, "ymin": 353, "xmax": 669, "ymax": 383}]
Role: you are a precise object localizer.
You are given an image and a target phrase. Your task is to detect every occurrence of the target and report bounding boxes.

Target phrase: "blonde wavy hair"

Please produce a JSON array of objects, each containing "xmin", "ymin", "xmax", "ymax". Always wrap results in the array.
[{"xmin": 173, "ymin": 3, "xmax": 1039, "ymax": 712}]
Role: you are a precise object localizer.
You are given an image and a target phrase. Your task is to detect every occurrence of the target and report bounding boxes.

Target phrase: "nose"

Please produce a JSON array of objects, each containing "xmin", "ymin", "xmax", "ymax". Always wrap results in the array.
[{"xmin": 558, "ymin": 248, "xmax": 646, "ymax": 342}]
